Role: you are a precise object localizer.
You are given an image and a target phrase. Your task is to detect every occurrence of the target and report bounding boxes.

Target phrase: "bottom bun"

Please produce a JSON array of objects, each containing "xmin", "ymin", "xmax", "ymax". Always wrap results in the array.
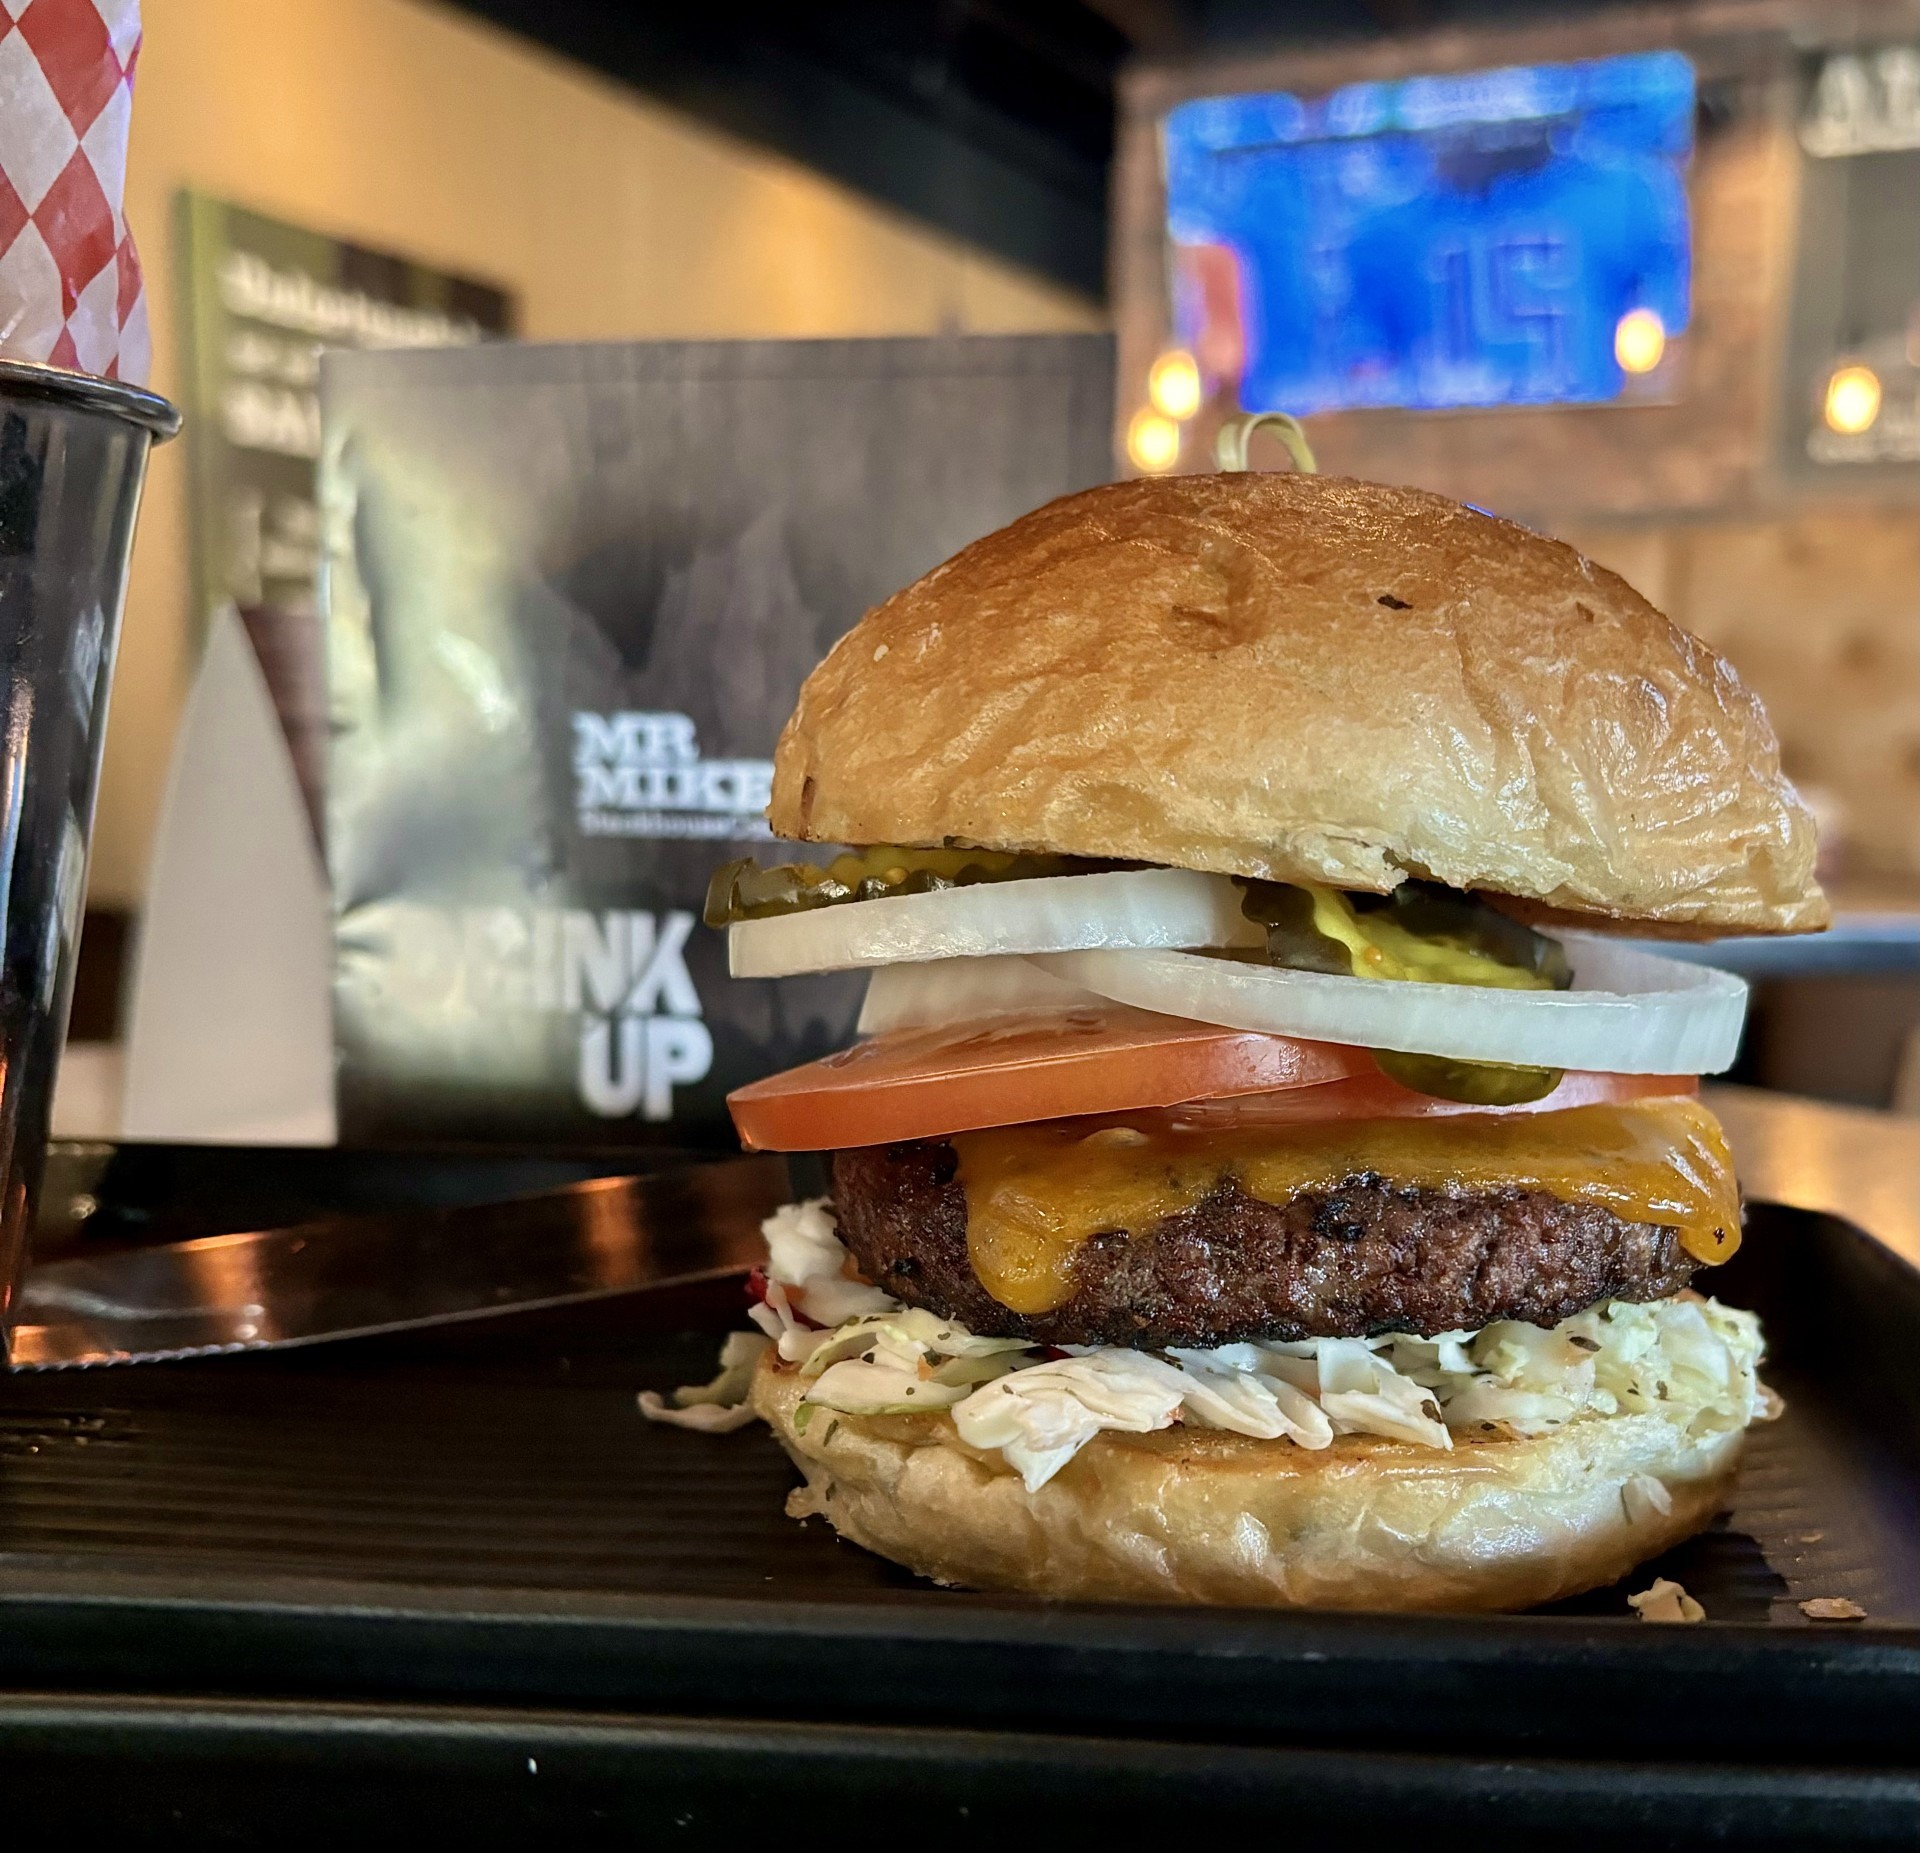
[{"xmin": 751, "ymin": 1354, "xmax": 1742, "ymax": 1612}]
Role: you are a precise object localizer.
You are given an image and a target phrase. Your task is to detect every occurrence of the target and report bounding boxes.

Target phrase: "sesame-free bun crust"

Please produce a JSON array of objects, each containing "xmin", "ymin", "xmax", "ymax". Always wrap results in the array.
[
  {"xmin": 753, "ymin": 1354, "xmax": 1740, "ymax": 1612},
  {"xmin": 770, "ymin": 475, "xmax": 1825, "ymax": 936}
]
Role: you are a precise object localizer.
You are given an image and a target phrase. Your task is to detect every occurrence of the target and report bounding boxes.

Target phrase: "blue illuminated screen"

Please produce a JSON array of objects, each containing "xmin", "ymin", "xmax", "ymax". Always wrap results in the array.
[{"xmin": 1163, "ymin": 52, "xmax": 1695, "ymax": 413}]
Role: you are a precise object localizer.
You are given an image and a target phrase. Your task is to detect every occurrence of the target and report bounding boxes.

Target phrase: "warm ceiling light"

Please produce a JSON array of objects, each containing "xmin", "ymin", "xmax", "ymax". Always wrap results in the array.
[
  {"xmin": 1147, "ymin": 348, "xmax": 1203, "ymax": 420},
  {"xmin": 1824, "ymin": 363, "xmax": 1882, "ymax": 435},
  {"xmin": 1614, "ymin": 307, "xmax": 1666, "ymax": 375},
  {"xmin": 1127, "ymin": 408, "xmax": 1182, "ymax": 473}
]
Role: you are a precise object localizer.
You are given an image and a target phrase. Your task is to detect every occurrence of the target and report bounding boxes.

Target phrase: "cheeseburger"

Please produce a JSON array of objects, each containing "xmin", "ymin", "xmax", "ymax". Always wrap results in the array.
[{"xmin": 652, "ymin": 469, "xmax": 1826, "ymax": 1613}]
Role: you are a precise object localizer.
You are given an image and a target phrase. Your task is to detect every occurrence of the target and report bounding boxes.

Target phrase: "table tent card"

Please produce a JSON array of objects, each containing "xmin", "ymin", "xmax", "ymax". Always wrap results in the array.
[{"xmin": 317, "ymin": 335, "xmax": 1113, "ymax": 1145}]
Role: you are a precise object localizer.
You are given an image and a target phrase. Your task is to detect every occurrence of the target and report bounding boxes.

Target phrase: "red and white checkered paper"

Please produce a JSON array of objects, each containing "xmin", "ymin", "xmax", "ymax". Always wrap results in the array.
[{"xmin": 0, "ymin": 0, "xmax": 146, "ymax": 383}]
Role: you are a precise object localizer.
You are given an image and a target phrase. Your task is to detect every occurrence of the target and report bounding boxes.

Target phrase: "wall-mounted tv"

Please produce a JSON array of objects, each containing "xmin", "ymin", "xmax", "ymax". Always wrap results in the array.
[{"xmin": 1163, "ymin": 51, "xmax": 1695, "ymax": 415}]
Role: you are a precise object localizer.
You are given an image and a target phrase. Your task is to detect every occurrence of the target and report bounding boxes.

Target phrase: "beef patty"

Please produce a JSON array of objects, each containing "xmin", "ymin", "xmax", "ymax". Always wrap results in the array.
[{"xmin": 830, "ymin": 1140, "xmax": 1706, "ymax": 1347}]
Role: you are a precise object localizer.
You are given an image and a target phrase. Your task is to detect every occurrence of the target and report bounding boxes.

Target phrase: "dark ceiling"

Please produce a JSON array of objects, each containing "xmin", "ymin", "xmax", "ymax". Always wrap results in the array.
[{"xmin": 441, "ymin": 0, "xmax": 1667, "ymax": 301}]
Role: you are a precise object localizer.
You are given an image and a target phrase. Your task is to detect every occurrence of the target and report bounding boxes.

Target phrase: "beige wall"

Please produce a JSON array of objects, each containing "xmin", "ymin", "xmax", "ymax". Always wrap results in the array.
[
  {"xmin": 98, "ymin": 0, "xmax": 1102, "ymax": 907},
  {"xmin": 1562, "ymin": 508, "xmax": 1920, "ymax": 887}
]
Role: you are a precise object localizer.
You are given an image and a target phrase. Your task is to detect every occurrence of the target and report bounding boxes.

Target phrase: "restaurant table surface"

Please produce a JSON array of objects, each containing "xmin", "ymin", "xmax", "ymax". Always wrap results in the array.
[
  {"xmin": 1, "ymin": 1090, "xmax": 1918, "ymax": 1844},
  {"xmin": 1705, "ymin": 1082, "xmax": 1920, "ymax": 1264}
]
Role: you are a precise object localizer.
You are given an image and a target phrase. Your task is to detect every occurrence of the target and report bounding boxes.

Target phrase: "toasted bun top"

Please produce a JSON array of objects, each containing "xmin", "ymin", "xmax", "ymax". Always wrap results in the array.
[{"xmin": 769, "ymin": 474, "xmax": 1827, "ymax": 936}]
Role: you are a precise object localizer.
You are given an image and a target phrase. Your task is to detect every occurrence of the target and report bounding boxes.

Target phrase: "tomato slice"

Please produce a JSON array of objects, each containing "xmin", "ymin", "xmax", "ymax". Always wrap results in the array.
[
  {"xmin": 728, "ymin": 1006, "xmax": 1700, "ymax": 1152},
  {"xmin": 1140, "ymin": 1068, "xmax": 1696, "ymax": 1135},
  {"xmin": 727, "ymin": 1005, "xmax": 1374, "ymax": 1151}
]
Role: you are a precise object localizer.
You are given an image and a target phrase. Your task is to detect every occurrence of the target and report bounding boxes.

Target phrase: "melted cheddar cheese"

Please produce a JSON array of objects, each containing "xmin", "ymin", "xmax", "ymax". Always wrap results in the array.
[{"xmin": 951, "ymin": 1097, "xmax": 1740, "ymax": 1316}]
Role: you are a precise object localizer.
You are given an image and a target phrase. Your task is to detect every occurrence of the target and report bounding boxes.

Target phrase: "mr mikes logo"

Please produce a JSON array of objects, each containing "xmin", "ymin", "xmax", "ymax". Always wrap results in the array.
[{"xmin": 572, "ymin": 710, "xmax": 773, "ymax": 840}]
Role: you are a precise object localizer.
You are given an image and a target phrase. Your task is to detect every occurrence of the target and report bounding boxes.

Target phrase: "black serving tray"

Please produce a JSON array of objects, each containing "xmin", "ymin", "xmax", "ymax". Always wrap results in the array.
[{"xmin": 2, "ymin": 1198, "xmax": 1920, "ymax": 1843}]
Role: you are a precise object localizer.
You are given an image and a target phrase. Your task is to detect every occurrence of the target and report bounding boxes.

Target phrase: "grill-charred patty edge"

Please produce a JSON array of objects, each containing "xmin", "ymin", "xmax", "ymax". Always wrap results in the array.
[{"xmin": 829, "ymin": 1139, "xmax": 1708, "ymax": 1347}]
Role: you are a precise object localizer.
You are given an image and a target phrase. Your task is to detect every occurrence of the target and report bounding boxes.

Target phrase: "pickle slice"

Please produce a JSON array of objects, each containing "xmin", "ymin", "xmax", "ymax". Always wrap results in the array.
[
  {"xmin": 1372, "ymin": 1049, "xmax": 1565, "ymax": 1106},
  {"xmin": 1236, "ymin": 878, "xmax": 1570, "ymax": 992},
  {"xmin": 1362, "ymin": 881, "xmax": 1572, "ymax": 989},
  {"xmin": 1232, "ymin": 880, "xmax": 1352, "ymax": 974},
  {"xmin": 1232, "ymin": 879, "xmax": 1573, "ymax": 1103},
  {"xmin": 704, "ymin": 846, "xmax": 1117, "ymax": 926}
]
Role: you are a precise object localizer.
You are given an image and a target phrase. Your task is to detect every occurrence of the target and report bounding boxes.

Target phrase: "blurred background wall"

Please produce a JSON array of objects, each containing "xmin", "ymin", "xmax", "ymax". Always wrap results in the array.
[
  {"xmin": 1115, "ymin": 2, "xmax": 1920, "ymax": 893},
  {"xmin": 106, "ymin": 0, "xmax": 1920, "ymax": 915},
  {"xmin": 99, "ymin": 0, "xmax": 1102, "ymax": 914},
  {"xmin": 77, "ymin": 0, "xmax": 1917, "ymax": 1108}
]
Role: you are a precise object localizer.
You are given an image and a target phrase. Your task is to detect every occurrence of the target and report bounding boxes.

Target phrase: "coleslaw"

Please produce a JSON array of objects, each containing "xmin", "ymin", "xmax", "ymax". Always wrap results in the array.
[{"xmin": 642, "ymin": 1200, "xmax": 1774, "ymax": 1491}]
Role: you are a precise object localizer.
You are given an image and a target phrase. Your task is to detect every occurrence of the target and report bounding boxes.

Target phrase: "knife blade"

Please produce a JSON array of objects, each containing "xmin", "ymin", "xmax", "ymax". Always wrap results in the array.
[{"xmin": 8, "ymin": 1154, "xmax": 790, "ymax": 1369}]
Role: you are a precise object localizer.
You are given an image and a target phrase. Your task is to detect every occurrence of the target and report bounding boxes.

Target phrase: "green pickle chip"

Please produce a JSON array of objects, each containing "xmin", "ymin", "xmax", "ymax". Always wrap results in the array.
[
  {"xmin": 1236, "ymin": 877, "xmax": 1572, "ymax": 1105},
  {"xmin": 1236, "ymin": 877, "xmax": 1570, "ymax": 991},
  {"xmin": 1372, "ymin": 1049, "xmax": 1565, "ymax": 1107},
  {"xmin": 704, "ymin": 845, "xmax": 1109, "ymax": 927}
]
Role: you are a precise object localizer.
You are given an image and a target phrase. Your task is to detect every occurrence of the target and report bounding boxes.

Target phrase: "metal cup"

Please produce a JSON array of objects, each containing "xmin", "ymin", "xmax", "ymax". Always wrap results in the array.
[{"xmin": 0, "ymin": 359, "xmax": 179, "ymax": 1357}]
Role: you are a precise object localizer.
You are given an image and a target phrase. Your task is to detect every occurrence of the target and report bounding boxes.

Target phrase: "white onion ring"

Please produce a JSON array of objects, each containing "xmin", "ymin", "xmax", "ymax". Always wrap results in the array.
[
  {"xmin": 857, "ymin": 956, "xmax": 1100, "ymax": 1035},
  {"xmin": 727, "ymin": 868, "xmax": 1254, "ymax": 979},
  {"xmin": 1033, "ymin": 934, "xmax": 1748, "ymax": 1075}
]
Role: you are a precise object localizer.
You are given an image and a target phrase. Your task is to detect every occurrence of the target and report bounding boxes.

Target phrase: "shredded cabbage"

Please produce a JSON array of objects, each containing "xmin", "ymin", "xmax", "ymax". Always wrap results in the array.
[
  {"xmin": 792, "ymin": 1290, "xmax": 1769, "ymax": 1491},
  {"xmin": 646, "ymin": 1201, "xmax": 1773, "ymax": 1494},
  {"xmin": 799, "ymin": 1306, "xmax": 1029, "ymax": 1416},
  {"xmin": 760, "ymin": 1198, "xmax": 897, "ymax": 1327},
  {"xmin": 638, "ymin": 1330, "xmax": 771, "ymax": 1432},
  {"xmin": 1313, "ymin": 1338, "xmax": 1454, "ymax": 1448},
  {"xmin": 1440, "ymin": 1297, "xmax": 1766, "ymax": 1439},
  {"xmin": 953, "ymin": 1353, "xmax": 1188, "ymax": 1490}
]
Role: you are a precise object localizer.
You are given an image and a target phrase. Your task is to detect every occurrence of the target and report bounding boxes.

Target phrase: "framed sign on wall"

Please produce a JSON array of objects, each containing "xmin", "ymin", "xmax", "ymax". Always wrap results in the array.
[{"xmin": 177, "ymin": 194, "xmax": 516, "ymax": 838}]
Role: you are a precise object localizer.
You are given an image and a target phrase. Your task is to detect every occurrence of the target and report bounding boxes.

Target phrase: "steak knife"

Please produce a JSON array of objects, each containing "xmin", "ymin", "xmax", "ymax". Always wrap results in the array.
[{"xmin": 9, "ymin": 1154, "xmax": 788, "ymax": 1368}]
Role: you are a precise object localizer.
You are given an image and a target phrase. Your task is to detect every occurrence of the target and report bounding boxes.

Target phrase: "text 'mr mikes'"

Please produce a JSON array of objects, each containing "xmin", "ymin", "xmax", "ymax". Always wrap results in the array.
[{"xmin": 573, "ymin": 710, "xmax": 773, "ymax": 841}]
